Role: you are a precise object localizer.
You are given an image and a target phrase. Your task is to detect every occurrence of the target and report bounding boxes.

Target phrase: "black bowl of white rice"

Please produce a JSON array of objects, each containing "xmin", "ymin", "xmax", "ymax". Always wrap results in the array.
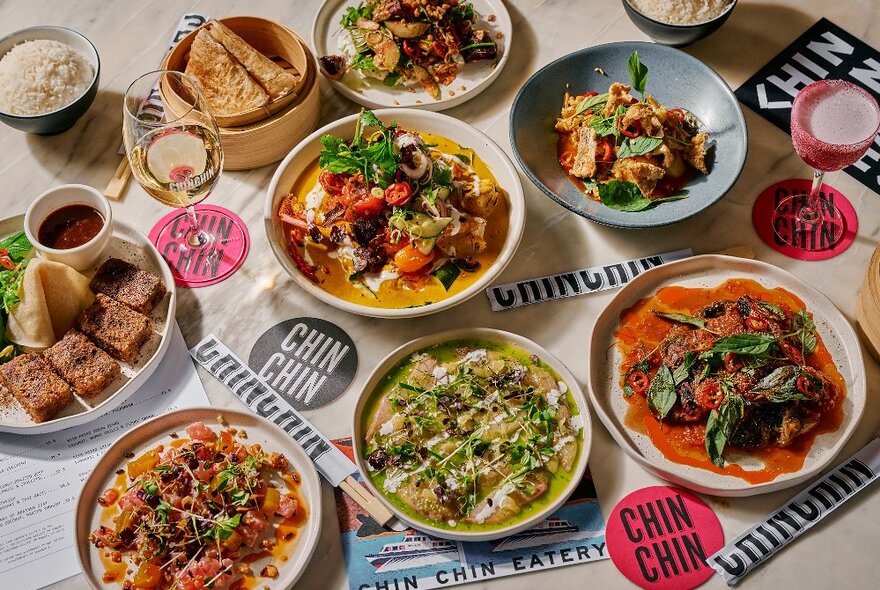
[
  {"xmin": 622, "ymin": 0, "xmax": 737, "ymax": 47},
  {"xmin": 0, "ymin": 26, "xmax": 99, "ymax": 134}
]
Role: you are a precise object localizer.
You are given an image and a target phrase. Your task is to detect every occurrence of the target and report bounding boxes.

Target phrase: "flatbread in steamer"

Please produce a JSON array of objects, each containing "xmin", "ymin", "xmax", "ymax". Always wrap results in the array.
[
  {"xmin": 185, "ymin": 29, "xmax": 269, "ymax": 116},
  {"xmin": 206, "ymin": 20, "xmax": 298, "ymax": 100}
]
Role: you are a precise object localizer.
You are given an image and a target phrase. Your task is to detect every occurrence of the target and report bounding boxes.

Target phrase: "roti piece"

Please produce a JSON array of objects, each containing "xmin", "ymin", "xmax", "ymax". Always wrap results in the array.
[
  {"xmin": 207, "ymin": 20, "xmax": 298, "ymax": 100},
  {"xmin": 6, "ymin": 258, "xmax": 94, "ymax": 350},
  {"xmin": 185, "ymin": 28, "xmax": 268, "ymax": 116}
]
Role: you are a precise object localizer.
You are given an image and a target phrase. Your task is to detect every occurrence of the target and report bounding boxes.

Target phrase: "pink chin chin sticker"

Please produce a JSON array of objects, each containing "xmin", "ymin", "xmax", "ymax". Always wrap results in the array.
[
  {"xmin": 149, "ymin": 204, "xmax": 250, "ymax": 288},
  {"xmin": 606, "ymin": 486, "xmax": 724, "ymax": 590},
  {"xmin": 753, "ymin": 179, "xmax": 857, "ymax": 261}
]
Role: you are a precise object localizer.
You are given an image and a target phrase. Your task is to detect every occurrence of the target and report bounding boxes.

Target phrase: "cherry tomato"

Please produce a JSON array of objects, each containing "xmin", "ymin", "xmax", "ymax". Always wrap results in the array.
[
  {"xmin": 0, "ymin": 249, "xmax": 12, "ymax": 270},
  {"xmin": 319, "ymin": 171, "xmax": 347, "ymax": 195},
  {"xmin": 383, "ymin": 229, "xmax": 409, "ymax": 255},
  {"xmin": 779, "ymin": 341, "xmax": 804, "ymax": 365},
  {"xmin": 796, "ymin": 375, "xmax": 816, "ymax": 396},
  {"xmin": 617, "ymin": 117, "xmax": 642, "ymax": 138},
  {"xmin": 626, "ymin": 369, "xmax": 650, "ymax": 395},
  {"xmin": 394, "ymin": 245, "xmax": 434, "ymax": 273},
  {"xmin": 97, "ymin": 488, "xmax": 120, "ymax": 507},
  {"xmin": 723, "ymin": 352, "xmax": 743, "ymax": 373},
  {"xmin": 385, "ymin": 181, "xmax": 413, "ymax": 207},
  {"xmin": 350, "ymin": 196, "xmax": 387, "ymax": 219},
  {"xmin": 695, "ymin": 380, "xmax": 723, "ymax": 410},
  {"xmin": 745, "ymin": 316, "xmax": 768, "ymax": 331}
]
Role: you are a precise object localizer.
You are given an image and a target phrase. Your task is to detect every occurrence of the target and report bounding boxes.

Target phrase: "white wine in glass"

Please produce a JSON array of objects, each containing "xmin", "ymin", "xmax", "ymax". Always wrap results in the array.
[{"xmin": 123, "ymin": 70, "xmax": 224, "ymax": 248}]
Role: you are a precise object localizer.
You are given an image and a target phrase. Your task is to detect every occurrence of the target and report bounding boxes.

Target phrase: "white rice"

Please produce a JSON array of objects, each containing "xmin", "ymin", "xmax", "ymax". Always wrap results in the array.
[
  {"xmin": 0, "ymin": 39, "xmax": 93, "ymax": 115},
  {"xmin": 629, "ymin": 0, "xmax": 733, "ymax": 25}
]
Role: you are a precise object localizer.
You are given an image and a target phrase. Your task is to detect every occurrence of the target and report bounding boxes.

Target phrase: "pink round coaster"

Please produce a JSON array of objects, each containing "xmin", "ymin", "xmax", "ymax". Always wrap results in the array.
[
  {"xmin": 148, "ymin": 204, "xmax": 250, "ymax": 288},
  {"xmin": 606, "ymin": 486, "xmax": 724, "ymax": 590},
  {"xmin": 752, "ymin": 179, "xmax": 857, "ymax": 261}
]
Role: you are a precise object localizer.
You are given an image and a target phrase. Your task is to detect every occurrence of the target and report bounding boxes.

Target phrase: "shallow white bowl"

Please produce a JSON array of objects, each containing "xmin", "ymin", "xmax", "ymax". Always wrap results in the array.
[
  {"xmin": 265, "ymin": 108, "xmax": 525, "ymax": 318},
  {"xmin": 586, "ymin": 255, "xmax": 867, "ymax": 496},
  {"xmin": 351, "ymin": 328, "xmax": 592, "ymax": 541},
  {"xmin": 75, "ymin": 407, "xmax": 323, "ymax": 590}
]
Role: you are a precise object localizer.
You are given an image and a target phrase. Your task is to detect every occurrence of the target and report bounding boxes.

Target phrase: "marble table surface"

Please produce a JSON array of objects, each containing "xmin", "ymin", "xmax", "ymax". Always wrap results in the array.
[{"xmin": 2, "ymin": 0, "xmax": 879, "ymax": 589}]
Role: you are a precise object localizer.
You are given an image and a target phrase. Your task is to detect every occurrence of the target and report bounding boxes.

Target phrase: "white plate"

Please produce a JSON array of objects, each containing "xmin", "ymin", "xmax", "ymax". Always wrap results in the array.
[
  {"xmin": 587, "ymin": 255, "xmax": 866, "ymax": 496},
  {"xmin": 352, "ymin": 328, "xmax": 592, "ymax": 541},
  {"xmin": 0, "ymin": 215, "xmax": 176, "ymax": 434},
  {"xmin": 75, "ymin": 407, "xmax": 323, "ymax": 590},
  {"xmin": 312, "ymin": 0, "xmax": 511, "ymax": 110},
  {"xmin": 265, "ymin": 108, "xmax": 525, "ymax": 318}
]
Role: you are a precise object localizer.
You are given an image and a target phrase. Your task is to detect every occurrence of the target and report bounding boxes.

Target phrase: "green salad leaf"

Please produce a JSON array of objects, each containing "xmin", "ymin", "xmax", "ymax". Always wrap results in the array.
[
  {"xmin": 574, "ymin": 92, "xmax": 609, "ymax": 116},
  {"xmin": 597, "ymin": 180, "xmax": 687, "ymax": 212},
  {"xmin": 628, "ymin": 50, "xmax": 648, "ymax": 99}
]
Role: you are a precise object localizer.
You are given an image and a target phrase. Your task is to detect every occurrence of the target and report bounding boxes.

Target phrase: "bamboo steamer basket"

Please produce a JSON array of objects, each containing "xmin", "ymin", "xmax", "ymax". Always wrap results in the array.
[
  {"xmin": 857, "ymin": 243, "xmax": 880, "ymax": 362},
  {"xmin": 160, "ymin": 17, "xmax": 320, "ymax": 170}
]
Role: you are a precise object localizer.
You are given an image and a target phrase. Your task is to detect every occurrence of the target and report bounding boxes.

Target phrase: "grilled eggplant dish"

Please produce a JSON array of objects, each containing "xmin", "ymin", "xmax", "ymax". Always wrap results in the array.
[
  {"xmin": 615, "ymin": 279, "xmax": 846, "ymax": 483},
  {"xmin": 555, "ymin": 51, "xmax": 710, "ymax": 212},
  {"xmin": 361, "ymin": 339, "xmax": 583, "ymax": 532}
]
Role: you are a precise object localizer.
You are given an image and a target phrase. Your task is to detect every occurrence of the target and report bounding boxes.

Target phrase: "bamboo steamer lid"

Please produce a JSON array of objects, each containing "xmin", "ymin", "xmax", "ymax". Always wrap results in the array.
[
  {"xmin": 856, "ymin": 243, "xmax": 880, "ymax": 362},
  {"xmin": 160, "ymin": 17, "xmax": 320, "ymax": 170}
]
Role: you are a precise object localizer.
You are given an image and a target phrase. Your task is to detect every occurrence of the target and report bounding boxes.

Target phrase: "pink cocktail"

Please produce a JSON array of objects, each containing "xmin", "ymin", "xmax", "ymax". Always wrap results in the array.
[{"xmin": 772, "ymin": 79, "xmax": 880, "ymax": 251}]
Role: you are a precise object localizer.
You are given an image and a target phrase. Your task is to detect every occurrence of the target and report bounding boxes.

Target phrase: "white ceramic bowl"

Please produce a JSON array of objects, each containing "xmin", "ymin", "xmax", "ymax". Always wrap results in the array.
[
  {"xmin": 586, "ymin": 255, "xmax": 867, "ymax": 496},
  {"xmin": 265, "ymin": 108, "xmax": 525, "ymax": 318},
  {"xmin": 351, "ymin": 328, "xmax": 592, "ymax": 541},
  {"xmin": 75, "ymin": 407, "xmax": 323, "ymax": 590},
  {"xmin": 24, "ymin": 184, "xmax": 112, "ymax": 271}
]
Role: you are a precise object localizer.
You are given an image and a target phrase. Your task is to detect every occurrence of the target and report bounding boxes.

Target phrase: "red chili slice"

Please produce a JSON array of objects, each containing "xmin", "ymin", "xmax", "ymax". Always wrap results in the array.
[
  {"xmin": 288, "ymin": 241, "xmax": 318, "ymax": 283},
  {"xmin": 402, "ymin": 40, "xmax": 420, "ymax": 60},
  {"xmin": 626, "ymin": 369, "xmax": 650, "ymax": 395},
  {"xmin": 597, "ymin": 138, "xmax": 615, "ymax": 161},
  {"xmin": 617, "ymin": 117, "xmax": 642, "ymax": 138},
  {"xmin": 796, "ymin": 375, "xmax": 815, "ymax": 396},
  {"xmin": 0, "ymin": 249, "xmax": 12, "ymax": 270},
  {"xmin": 779, "ymin": 341, "xmax": 804, "ymax": 365},
  {"xmin": 695, "ymin": 380, "xmax": 723, "ymax": 410},
  {"xmin": 384, "ymin": 181, "xmax": 413, "ymax": 207},
  {"xmin": 667, "ymin": 108, "xmax": 686, "ymax": 123},
  {"xmin": 723, "ymin": 352, "xmax": 743, "ymax": 373}
]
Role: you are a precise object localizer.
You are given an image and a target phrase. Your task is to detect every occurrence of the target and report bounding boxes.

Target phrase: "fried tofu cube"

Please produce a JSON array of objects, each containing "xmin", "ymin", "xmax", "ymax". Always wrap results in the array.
[
  {"xmin": 76, "ymin": 294, "xmax": 152, "ymax": 362},
  {"xmin": 571, "ymin": 126, "xmax": 598, "ymax": 179},
  {"xmin": 89, "ymin": 258, "xmax": 168, "ymax": 315},
  {"xmin": 0, "ymin": 354, "xmax": 73, "ymax": 423},
  {"xmin": 45, "ymin": 330, "xmax": 121, "ymax": 397}
]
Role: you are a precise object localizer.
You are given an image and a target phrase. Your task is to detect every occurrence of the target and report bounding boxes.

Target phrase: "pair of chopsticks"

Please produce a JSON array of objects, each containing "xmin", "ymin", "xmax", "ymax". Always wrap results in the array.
[{"xmin": 105, "ymin": 156, "xmax": 131, "ymax": 201}]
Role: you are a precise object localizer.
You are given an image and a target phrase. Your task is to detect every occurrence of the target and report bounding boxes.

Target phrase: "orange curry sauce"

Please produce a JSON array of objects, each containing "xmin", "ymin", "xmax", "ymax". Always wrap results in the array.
[
  {"xmin": 614, "ymin": 279, "xmax": 845, "ymax": 484},
  {"xmin": 98, "ymin": 442, "xmax": 309, "ymax": 589},
  {"xmin": 556, "ymin": 132, "xmax": 694, "ymax": 201}
]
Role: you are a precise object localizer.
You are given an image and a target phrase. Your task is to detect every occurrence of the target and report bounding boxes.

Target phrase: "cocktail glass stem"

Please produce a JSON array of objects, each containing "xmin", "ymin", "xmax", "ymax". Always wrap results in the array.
[
  {"xmin": 184, "ymin": 205, "xmax": 208, "ymax": 248},
  {"xmin": 797, "ymin": 169, "xmax": 825, "ymax": 225}
]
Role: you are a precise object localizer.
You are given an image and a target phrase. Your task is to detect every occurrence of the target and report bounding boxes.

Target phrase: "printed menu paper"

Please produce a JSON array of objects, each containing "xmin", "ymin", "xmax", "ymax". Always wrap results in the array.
[
  {"xmin": 0, "ymin": 325, "xmax": 208, "ymax": 590},
  {"xmin": 331, "ymin": 438, "xmax": 608, "ymax": 590},
  {"xmin": 189, "ymin": 334, "xmax": 357, "ymax": 487}
]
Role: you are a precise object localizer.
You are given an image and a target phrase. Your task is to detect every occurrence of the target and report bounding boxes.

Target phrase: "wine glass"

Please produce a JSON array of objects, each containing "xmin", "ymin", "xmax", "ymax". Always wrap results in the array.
[
  {"xmin": 772, "ymin": 79, "xmax": 880, "ymax": 251},
  {"xmin": 123, "ymin": 70, "xmax": 223, "ymax": 252}
]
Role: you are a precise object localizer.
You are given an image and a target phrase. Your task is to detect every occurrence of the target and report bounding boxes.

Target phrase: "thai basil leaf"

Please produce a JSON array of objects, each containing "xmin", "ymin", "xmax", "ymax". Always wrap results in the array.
[
  {"xmin": 574, "ymin": 92, "xmax": 608, "ymax": 116},
  {"xmin": 673, "ymin": 351, "xmax": 697, "ymax": 386},
  {"xmin": 432, "ymin": 263, "xmax": 460, "ymax": 291},
  {"xmin": 756, "ymin": 300, "xmax": 786, "ymax": 320},
  {"xmin": 711, "ymin": 333, "xmax": 778, "ymax": 356},
  {"xmin": 612, "ymin": 104, "xmax": 627, "ymax": 142},
  {"xmin": 628, "ymin": 50, "xmax": 648, "ymax": 98},
  {"xmin": 647, "ymin": 365, "xmax": 676, "ymax": 419},
  {"xmin": 597, "ymin": 181, "xmax": 687, "ymax": 212},
  {"xmin": 653, "ymin": 311, "xmax": 706, "ymax": 330},
  {"xmin": 793, "ymin": 310, "xmax": 817, "ymax": 355},
  {"xmin": 705, "ymin": 392, "xmax": 745, "ymax": 467},
  {"xmin": 589, "ymin": 115, "xmax": 617, "ymax": 137},
  {"xmin": 749, "ymin": 365, "xmax": 813, "ymax": 402},
  {"xmin": 617, "ymin": 136, "xmax": 663, "ymax": 159}
]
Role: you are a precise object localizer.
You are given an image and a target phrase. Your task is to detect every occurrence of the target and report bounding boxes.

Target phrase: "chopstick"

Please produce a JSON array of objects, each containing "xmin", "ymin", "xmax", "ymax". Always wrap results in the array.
[
  {"xmin": 105, "ymin": 156, "xmax": 132, "ymax": 201},
  {"xmin": 339, "ymin": 475, "xmax": 400, "ymax": 528}
]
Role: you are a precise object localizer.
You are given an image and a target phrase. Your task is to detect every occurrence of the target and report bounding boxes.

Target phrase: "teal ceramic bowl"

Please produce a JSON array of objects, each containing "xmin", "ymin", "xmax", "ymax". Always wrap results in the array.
[{"xmin": 509, "ymin": 41, "xmax": 747, "ymax": 229}]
